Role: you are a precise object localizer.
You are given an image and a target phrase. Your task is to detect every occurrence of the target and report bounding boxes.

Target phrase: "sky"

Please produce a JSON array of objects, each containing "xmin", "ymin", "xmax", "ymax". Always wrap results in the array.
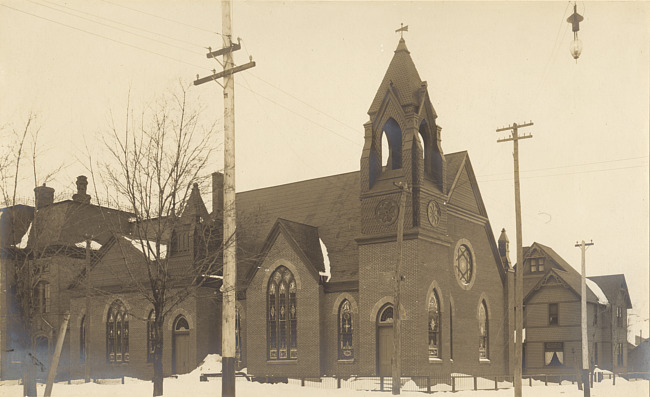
[{"xmin": 0, "ymin": 1, "xmax": 648, "ymax": 341}]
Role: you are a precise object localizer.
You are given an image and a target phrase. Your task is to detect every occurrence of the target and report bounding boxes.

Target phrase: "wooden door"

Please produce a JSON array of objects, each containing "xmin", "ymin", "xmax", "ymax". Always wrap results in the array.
[
  {"xmin": 173, "ymin": 333, "xmax": 190, "ymax": 374},
  {"xmin": 377, "ymin": 326, "xmax": 393, "ymax": 376}
]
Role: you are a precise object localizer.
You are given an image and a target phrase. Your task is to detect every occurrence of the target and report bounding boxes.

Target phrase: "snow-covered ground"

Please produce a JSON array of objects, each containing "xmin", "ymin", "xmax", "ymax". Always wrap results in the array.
[{"xmin": 1, "ymin": 355, "xmax": 647, "ymax": 397}]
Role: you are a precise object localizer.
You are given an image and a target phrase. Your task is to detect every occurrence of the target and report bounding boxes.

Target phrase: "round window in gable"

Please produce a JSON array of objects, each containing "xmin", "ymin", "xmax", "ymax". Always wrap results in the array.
[{"xmin": 453, "ymin": 239, "xmax": 476, "ymax": 290}]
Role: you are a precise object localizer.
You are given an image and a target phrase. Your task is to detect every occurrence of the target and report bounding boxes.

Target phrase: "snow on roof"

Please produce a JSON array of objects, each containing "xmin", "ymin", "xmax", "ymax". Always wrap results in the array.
[
  {"xmin": 123, "ymin": 235, "xmax": 167, "ymax": 260},
  {"xmin": 318, "ymin": 238, "xmax": 331, "ymax": 282},
  {"xmin": 586, "ymin": 278, "xmax": 609, "ymax": 305},
  {"xmin": 75, "ymin": 240, "xmax": 102, "ymax": 250},
  {"xmin": 16, "ymin": 222, "xmax": 31, "ymax": 248}
]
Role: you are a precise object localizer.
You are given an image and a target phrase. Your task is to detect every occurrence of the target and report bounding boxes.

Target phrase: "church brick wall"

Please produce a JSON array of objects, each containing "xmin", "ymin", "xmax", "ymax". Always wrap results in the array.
[{"xmin": 245, "ymin": 233, "xmax": 323, "ymax": 378}]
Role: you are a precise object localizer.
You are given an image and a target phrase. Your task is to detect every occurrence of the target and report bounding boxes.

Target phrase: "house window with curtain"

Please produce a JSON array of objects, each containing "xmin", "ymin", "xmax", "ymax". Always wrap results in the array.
[
  {"xmin": 267, "ymin": 266, "xmax": 297, "ymax": 360},
  {"xmin": 478, "ymin": 300, "xmax": 488, "ymax": 359},
  {"xmin": 545, "ymin": 342, "xmax": 564, "ymax": 366},
  {"xmin": 428, "ymin": 290, "xmax": 441, "ymax": 359},
  {"xmin": 338, "ymin": 299, "xmax": 353, "ymax": 360},
  {"xmin": 106, "ymin": 300, "xmax": 129, "ymax": 363}
]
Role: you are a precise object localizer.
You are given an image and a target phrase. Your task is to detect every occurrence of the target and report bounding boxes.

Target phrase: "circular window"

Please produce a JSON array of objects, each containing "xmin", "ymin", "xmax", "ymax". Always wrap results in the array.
[{"xmin": 453, "ymin": 239, "xmax": 476, "ymax": 290}]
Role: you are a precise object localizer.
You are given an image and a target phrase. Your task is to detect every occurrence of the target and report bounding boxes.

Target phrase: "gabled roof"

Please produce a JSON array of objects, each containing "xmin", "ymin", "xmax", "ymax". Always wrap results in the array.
[
  {"xmin": 525, "ymin": 267, "xmax": 600, "ymax": 304},
  {"xmin": 587, "ymin": 274, "xmax": 632, "ymax": 309},
  {"xmin": 246, "ymin": 218, "xmax": 325, "ymax": 283},
  {"xmin": 180, "ymin": 183, "xmax": 210, "ymax": 225},
  {"xmin": 236, "ymin": 172, "xmax": 360, "ymax": 286},
  {"xmin": 368, "ymin": 38, "xmax": 424, "ymax": 116},
  {"xmin": 524, "ymin": 242, "xmax": 569, "ymax": 272}
]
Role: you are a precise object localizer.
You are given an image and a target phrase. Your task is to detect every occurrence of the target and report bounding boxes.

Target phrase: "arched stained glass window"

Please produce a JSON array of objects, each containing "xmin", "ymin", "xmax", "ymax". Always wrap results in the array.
[
  {"xmin": 478, "ymin": 300, "xmax": 488, "ymax": 359},
  {"xmin": 338, "ymin": 300, "xmax": 353, "ymax": 360},
  {"xmin": 267, "ymin": 266, "xmax": 297, "ymax": 360},
  {"xmin": 147, "ymin": 310, "xmax": 156, "ymax": 363},
  {"xmin": 106, "ymin": 300, "xmax": 129, "ymax": 363},
  {"xmin": 428, "ymin": 290, "xmax": 441, "ymax": 359}
]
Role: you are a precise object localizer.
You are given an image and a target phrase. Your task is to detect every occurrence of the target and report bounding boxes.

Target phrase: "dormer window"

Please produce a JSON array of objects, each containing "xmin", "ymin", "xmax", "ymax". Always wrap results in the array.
[{"xmin": 530, "ymin": 257, "xmax": 545, "ymax": 273}]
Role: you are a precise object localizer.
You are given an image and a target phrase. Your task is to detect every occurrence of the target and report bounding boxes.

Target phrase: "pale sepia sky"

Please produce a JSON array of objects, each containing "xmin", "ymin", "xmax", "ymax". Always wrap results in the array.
[{"xmin": 1, "ymin": 1, "xmax": 648, "ymax": 341}]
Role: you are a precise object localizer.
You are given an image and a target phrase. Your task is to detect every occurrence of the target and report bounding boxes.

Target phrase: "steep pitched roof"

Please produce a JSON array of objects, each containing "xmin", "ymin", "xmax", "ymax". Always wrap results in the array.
[
  {"xmin": 246, "ymin": 219, "xmax": 326, "ymax": 283},
  {"xmin": 525, "ymin": 267, "xmax": 599, "ymax": 304},
  {"xmin": 368, "ymin": 38, "xmax": 423, "ymax": 116},
  {"xmin": 236, "ymin": 172, "xmax": 360, "ymax": 286},
  {"xmin": 180, "ymin": 183, "xmax": 210, "ymax": 225},
  {"xmin": 588, "ymin": 274, "xmax": 632, "ymax": 309}
]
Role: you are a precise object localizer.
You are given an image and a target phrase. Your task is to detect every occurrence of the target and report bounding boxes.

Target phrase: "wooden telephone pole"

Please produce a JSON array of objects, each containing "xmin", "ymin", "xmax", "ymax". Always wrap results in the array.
[
  {"xmin": 194, "ymin": 2, "xmax": 254, "ymax": 396},
  {"xmin": 496, "ymin": 121, "xmax": 533, "ymax": 397},
  {"xmin": 576, "ymin": 240, "xmax": 594, "ymax": 397},
  {"xmin": 392, "ymin": 181, "xmax": 410, "ymax": 395}
]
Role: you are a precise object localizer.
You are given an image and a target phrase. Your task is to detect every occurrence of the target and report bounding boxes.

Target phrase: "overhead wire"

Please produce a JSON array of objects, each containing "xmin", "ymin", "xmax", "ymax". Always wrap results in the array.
[
  {"xmin": 37, "ymin": 0, "xmax": 208, "ymax": 51},
  {"xmin": 99, "ymin": 0, "xmax": 222, "ymax": 36},
  {"xmin": 25, "ymin": 0, "xmax": 205, "ymax": 56},
  {"xmin": 0, "ymin": 3, "xmax": 212, "ymax": 72}
]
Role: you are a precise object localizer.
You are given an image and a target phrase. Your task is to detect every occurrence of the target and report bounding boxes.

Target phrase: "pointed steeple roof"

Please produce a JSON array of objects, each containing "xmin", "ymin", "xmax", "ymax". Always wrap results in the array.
[
  {"xmin": 368, "ymin": 38, "xmax": 424, "ymax": 115},
  {"xmin": 180, "ymin": 183, "xmax": 210, "ymax": 224}
]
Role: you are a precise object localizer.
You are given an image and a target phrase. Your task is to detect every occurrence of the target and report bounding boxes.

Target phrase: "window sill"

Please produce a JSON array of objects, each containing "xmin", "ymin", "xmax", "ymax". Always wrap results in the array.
[
  {"xmin": 337, "ymin": 359, "xmax": 355, "ymax": 364},
  {"xmin": 267, "ymin": 360, "xmax": 298, "ymax": 365},
  {"xmin": 428, "ymin": 358, "xmax": 443, "ymax": 364},
  {"xmin": 479, "ymin": 358, "xmax": 491, "ymax": 364}
]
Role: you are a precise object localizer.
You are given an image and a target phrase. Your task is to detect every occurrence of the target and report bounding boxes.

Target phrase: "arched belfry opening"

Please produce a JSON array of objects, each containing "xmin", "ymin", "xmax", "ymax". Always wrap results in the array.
[
  {"xmin": 381, "ymin": 118, "xmax": 402, "ymax": 170},
  {"xmin": 416, "ymin": 120, "xmax": 444, "ymax": 191}
]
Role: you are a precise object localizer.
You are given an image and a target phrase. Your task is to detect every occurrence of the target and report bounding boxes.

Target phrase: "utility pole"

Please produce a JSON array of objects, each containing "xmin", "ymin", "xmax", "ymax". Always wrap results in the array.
[
  {"xmin": 84, "ymin": 235, "xmax": 92, "ymax": 383},
  {"xmin": 496, "ymin": 121, "xmax": 533, "ymax": 397},
  {"xmin": 193, "ymin": 2, "xmax": 254, "ymax": 396},
  {"xmin": 576, "ymin": 240, "xmax": 593, "ymax": 397},
  {"xmin": 392, "ymin": 181, "xmax": 410, "ymax": 395},
  {"xmin": 43, "ymin": 311, "xmax": 70, "ymax": 397}
]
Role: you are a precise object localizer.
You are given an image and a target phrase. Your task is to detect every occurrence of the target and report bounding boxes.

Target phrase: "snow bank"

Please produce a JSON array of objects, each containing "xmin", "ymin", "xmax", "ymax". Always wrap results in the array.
[
  {"xmin": 586, "ymin": 279, "xmax": 609, "ymax": 305},
  {"xmin": 16, "ymin": 222, "xmax": 31, "ymax": 248},
  {"xmin": 75, "ymin": 240, "xmax": 102, "ymax": 250},
  {"xmin": 318, "ymin": 238, "xmax": 331, "ymax": 282},
  {"xmin": 123, "ymin": 235, "xmax": 167, "ymax": 260}
]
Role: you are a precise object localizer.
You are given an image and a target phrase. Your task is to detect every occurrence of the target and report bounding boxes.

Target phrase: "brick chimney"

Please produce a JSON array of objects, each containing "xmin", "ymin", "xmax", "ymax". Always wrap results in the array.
[
  {"xmin": 212, "ymin": 172, "xmax": 224, "ymax": 217},
  {"xmin": 72, "ymin": 175, "xmax": 91, "ymax": 204},
  {"xmin": 34, "ymin": 183, "xmax": 54, "ymax": 210}
]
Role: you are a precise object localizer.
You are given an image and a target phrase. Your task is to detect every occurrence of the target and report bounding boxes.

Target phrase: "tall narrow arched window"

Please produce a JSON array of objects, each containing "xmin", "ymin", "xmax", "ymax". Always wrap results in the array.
[
  {"xmin": 267, "ymin": 266, "xmax": 297, "ymax": 360},
  {"xmin": 338, "ymin": 299, "xmax": 354, "ymax": 360},
  {"xmin": 381, "ymin": 118, "xmax": 402, "ymax": 170},
  {"xmin": 80, "ymin": 315, "xmax": 86, "ymax": 363},
  {"xmin": 147, "ymin": 310, "xmax": 156, "ymax": 363},
  {"xmin": 428, "ymin": 290, "xmax": 441, "ymax": 359},
  {"xmin": 106, "ymin": 300, "xmax": 129, "ymax": 363},
  {"xmin": 478, "ymin": 300, "xmax": 488, "ymax": 359},
  {"xmin": 34, "ymin": 281, "xmax": 50, "ymax": 313}
]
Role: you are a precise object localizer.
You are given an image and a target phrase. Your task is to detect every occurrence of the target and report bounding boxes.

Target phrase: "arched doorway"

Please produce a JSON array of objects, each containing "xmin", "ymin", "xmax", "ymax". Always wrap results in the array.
[
  {"xmin": 172, "ymin": 316, "xmax": 190, "ymax": 374},
  {"xmin": 376, "ymin": 304, "xmax": 394, "ymax": 376}
]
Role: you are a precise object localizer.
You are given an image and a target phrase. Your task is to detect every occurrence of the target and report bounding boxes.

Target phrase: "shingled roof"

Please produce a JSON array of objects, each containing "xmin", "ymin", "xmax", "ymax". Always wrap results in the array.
[
  {"xmin": 236, "ymin": 172, "xmax": 360, "ymax": 286},
  {"xmin": 588, "ymin": 274, "xmax": 632, "ymax": 309},
  {"xmin": 368, "ymin": 38, "xmax": 424, "ymax": 116}
]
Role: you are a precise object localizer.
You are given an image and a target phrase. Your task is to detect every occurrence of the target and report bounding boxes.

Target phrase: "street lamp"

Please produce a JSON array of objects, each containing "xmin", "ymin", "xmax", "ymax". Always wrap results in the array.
[{"xmin": 567, "ymin": 3, "xmax": 584, "ymax": 61}]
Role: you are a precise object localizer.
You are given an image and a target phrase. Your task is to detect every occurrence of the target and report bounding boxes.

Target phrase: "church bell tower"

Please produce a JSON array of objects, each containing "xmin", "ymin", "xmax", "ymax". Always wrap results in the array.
[{"xmin": 360, "ymin": 37, "xmax": 447, "ymax": 237}]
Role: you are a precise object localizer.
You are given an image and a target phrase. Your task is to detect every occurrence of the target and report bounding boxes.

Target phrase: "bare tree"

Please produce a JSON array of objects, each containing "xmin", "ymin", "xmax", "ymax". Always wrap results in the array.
[
  {"xmin": 0, "ymin": 113, "xmax": 64, "ymax": 397},
  {"xmin": 98, "ymin": 83, "xmax": 222, "ymax": 396}
]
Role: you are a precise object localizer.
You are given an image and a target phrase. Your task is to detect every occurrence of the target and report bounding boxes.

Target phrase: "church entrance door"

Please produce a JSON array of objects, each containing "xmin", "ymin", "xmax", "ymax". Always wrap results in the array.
[
  {"xmin": 376, "ymin": 304, "xmax": 394, "ymax": 377},
  {"xmin": 172, "ymin": 316, "xmax": 190, "ymax": 374}
]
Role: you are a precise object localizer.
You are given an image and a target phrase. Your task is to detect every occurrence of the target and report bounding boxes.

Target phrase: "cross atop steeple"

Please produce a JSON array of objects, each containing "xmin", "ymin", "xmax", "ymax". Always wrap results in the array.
[{"xmin": 395, "ymin": 23, "xmax": 408, "ymax": 39}]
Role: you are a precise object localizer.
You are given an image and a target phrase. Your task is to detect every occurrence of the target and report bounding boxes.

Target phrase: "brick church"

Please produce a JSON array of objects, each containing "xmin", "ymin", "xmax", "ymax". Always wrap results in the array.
[{"xmin": 1, "ymin": 37, "xmax": 517, "ymax": 381}]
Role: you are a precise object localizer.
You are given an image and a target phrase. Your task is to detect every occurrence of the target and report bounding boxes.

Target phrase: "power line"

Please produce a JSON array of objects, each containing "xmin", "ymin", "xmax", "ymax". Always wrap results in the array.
[
  {"xmin": 99, "ymin": 0, "xmax": 221, "ymax": 36},
  {"xmin": 479, "ymin": 163, "xmax": 648, "ymax": 183},
  {"xmin": 235, "ymin": 81, "xmax": 361, "ymax": 146},
  {"xmin": 477, "ymin": 155, "xmax": 649, "ymax": 178},
  {"xmin": 38, "ymin": 0, "xmax": 207, "ymax": 51},
  {"xmin": 0, "ymin": 3, "xmax": 211, "ymax": 71},
  {"xmin": 27, "ymin": 0, "xmax": 205, "ymax": 56}
]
